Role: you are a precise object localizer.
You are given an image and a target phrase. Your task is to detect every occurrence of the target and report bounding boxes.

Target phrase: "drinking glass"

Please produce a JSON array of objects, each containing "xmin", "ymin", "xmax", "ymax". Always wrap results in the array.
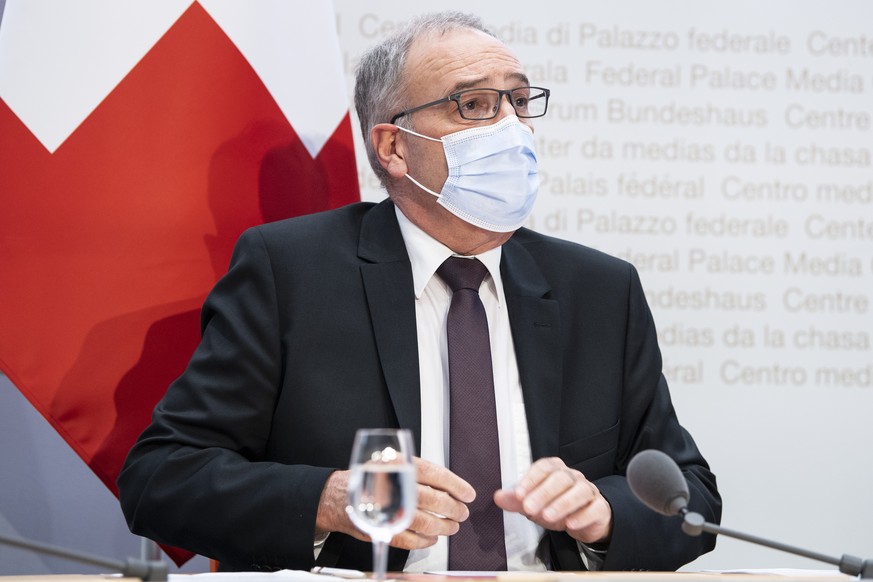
[{"xmin": 346, "ymin": 428, "xmax": 416, "ymax": 581}]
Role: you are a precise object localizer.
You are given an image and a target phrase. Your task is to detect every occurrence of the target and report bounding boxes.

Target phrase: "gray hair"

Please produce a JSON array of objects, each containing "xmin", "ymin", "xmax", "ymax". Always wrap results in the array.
[{"xmin": 353, "ymin": 11, "xmax": 495, "ymax": 187}]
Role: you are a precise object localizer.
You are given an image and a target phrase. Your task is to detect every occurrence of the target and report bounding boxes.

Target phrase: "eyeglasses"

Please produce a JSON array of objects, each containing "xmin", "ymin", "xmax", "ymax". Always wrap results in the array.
[{"xmin": 390, "ymin": 86, "xmax": 550, "ymax": 124}]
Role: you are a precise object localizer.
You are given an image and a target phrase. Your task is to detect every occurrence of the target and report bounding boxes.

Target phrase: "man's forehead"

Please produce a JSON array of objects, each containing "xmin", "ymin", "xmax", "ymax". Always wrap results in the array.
[{"xmin": 404, "ymin": 28, "xmax": 524, "ymax": 97}]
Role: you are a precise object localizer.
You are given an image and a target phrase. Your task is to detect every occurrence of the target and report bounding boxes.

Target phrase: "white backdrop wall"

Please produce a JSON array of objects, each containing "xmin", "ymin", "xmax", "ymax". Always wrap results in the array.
[{"xmin": 1, "ymin": 0, "xmax": 870, "ymax": 575}]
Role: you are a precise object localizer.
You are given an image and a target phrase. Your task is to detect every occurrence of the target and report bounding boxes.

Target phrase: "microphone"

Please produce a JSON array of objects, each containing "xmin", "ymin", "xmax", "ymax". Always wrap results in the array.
[
  {"xmin": 0, "ymin": 532, "xmax": 168, "ymax": 581},
  {"xmin": 627, "ymin": 448, "xmax": 690, "ymax": 517},
  {"xmin": 626, "ymin": 449, "xmax": 872, "ymax": 579}
]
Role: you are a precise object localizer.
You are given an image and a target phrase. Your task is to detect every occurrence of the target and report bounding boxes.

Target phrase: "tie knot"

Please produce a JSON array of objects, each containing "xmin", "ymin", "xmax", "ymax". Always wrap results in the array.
[{"xmin": 437, "ymin": 257, "xmax": 488, "ymax": 292}]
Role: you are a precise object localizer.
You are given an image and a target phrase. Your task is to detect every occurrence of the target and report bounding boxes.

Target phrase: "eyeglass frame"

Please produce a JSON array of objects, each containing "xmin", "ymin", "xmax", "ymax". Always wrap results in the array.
[{"xmin": 389, "ymin": 86, "xmax": 551, "ymax": 125}]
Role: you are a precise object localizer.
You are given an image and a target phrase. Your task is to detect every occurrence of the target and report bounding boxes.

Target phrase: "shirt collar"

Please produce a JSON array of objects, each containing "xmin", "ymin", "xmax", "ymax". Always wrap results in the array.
[{"xmin": 394, "ymin": 206, "xmax": 505, "ymax": 306}]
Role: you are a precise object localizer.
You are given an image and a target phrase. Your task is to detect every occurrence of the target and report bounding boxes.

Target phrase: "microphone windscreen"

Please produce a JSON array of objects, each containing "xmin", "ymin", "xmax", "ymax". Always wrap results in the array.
[{"xmin": 627, "ymin": 449, "xmax": 690, "ymax": 516}]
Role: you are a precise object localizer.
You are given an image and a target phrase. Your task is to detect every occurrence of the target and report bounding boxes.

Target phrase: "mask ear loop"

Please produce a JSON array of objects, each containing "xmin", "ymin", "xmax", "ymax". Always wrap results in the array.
[
  {"xmin": 394, "ymin": 125, "xmax": 444, "ymax": 197},
  {"xmin": 404, "ymin": 173, "xmax": 441, "ymax": 197},
  {"xmin": 395, "ymin": 125, "xmax": 443, "ymax": 143}
]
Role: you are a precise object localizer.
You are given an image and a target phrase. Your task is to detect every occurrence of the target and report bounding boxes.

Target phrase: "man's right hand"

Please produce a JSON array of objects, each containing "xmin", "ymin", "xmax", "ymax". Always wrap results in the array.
[{"xmin": 315, "ymin": 457, "xmax": 475, "ymax": 550}]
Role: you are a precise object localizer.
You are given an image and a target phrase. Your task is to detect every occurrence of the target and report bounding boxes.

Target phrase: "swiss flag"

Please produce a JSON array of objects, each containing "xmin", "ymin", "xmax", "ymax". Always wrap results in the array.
[{"xmin": 0, "ymin": 1, "xmax": 358, "ymax": 565}]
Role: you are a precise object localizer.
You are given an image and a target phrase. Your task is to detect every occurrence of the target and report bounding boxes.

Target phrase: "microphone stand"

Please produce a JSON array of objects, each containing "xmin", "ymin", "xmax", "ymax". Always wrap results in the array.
[
  {"xmin": 0, "ymin": 532, "xmax": 168, "ymax": 581},
  {"xmin": 679, "ymin": 509, "xmax": 873, "ymax": 579}
]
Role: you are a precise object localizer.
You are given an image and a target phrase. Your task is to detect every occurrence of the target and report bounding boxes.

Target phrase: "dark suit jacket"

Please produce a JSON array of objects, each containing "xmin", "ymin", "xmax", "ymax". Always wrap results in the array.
[{"xmin": 118, "ymin": 199, "xmax": 720, "ymax": 572}]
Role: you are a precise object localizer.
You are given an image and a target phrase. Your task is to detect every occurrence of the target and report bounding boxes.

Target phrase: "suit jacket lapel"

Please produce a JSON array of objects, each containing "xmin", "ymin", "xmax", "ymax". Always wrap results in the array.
[
  {"xmin": 501, "ymin": 236, "xmax": 562, "ymax": 460},
  {"xmin": 357, "ymin": 200, "xmax": 422, "ymax": 451}
]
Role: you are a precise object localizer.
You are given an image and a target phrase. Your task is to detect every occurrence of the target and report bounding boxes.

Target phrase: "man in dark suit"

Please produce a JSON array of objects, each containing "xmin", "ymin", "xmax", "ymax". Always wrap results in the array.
[{"xmin": 118, "ymin": 11, "xmax": 720, "ymax": 573}]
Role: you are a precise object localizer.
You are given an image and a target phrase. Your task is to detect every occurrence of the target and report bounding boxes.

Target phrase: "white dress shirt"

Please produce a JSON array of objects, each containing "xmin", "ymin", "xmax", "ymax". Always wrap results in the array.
[{"xmin": 395, "ymin": 208, "xmax": 547, "ymax": 572}]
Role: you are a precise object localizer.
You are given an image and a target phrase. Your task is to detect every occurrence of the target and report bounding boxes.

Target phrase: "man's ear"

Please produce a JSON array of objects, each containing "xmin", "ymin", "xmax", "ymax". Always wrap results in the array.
[{"xmin": 371, "ymin": 123, "xmax": 408, "ymax": 178}]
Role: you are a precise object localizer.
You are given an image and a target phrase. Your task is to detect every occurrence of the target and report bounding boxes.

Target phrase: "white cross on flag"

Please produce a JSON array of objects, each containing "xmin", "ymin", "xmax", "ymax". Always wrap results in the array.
[{"xmin": 0, "ymin": 1, "xmax": 359, "ymax": 565}]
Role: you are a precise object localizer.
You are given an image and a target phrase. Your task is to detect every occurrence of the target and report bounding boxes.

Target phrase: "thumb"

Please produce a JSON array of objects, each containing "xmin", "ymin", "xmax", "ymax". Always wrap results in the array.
[{"xmin": 493, "ymin": 488, "xmax": 524, "ymax": 513}]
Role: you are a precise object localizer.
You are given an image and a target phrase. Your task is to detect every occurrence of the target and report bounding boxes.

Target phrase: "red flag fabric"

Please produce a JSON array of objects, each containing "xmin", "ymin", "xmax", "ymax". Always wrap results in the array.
[{"xmin": 0, "ymin": 1, "xmax": 358, "ymax": 565}]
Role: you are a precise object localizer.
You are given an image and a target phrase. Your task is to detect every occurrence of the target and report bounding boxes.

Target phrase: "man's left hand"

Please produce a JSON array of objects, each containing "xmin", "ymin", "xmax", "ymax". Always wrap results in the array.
[{"xmin": 493, "ymin": 457, "xmax": 612, "ymax": 544}]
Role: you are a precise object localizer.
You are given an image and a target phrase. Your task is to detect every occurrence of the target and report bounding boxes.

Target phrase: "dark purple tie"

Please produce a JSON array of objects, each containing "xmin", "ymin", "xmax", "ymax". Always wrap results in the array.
[{"xmin": 437, "ymin": 256, "xmax": 507, "ymax": 571}]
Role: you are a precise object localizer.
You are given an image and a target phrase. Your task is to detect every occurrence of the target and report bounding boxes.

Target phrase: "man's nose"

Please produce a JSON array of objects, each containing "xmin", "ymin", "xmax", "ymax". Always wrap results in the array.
[{"xmin": 496, "ymin": 92, "xmax": 517, "ymax": 118}]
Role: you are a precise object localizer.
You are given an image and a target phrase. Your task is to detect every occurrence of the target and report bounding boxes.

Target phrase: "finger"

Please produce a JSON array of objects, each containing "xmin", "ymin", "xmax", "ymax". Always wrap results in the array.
[
  {"xmin": 406, "ymin": 505, "xmax": 463, "ymax": 538},
  {"xmin": 418, "ymin": 484, "xmax": 470, "ymax": 523},
  {"xmin": 539, "ymin": 480, "xmax": 597, "ymax": 524},
  {"xmin": 390, "ymin": 528, "xmax": 439, "ymax": 550},
  {"xmin": 493, "ymin": 488, "xmax": 524, "ymax": 513},
  {"xmin": 515, "ymin": 457, "xmax": 567, "ymax": 496},
  {"xmin": 415, "ymin": 457, "xmax": 476, "ymax": 503},
  {"xmin": 521, "ymin": 466, "xmax": 579, "ymax": 516}
]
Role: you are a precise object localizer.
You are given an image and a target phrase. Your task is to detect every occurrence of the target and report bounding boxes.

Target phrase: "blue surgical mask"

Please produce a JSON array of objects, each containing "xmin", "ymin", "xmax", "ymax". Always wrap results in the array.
[{"xmin": 397, "ymin": 115, "xmax": 539, "ymax": 233}]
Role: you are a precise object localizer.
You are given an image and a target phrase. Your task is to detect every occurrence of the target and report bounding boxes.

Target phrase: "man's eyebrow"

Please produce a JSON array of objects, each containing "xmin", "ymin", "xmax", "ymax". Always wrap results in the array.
[
  {"xmin": 506, "ymin": 72, "xmax": 530, "ymax": 86},
  {"xmin": 447, "ymin": 72, "xmax": 531, "ymax": 95},
  {"xmin": 448, "ymin": 77, "xmax": 488, "ymax": 94}
]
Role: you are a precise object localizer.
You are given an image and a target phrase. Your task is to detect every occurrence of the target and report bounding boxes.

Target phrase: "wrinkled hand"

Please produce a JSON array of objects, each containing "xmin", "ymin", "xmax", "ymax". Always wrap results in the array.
[
  {"xmin": 493, "ymin": 457, "xmax": 612, "ymax": 544},
  {"xmin": 315, "ymin": 457, "xmax": 475, "ymax": 550}
]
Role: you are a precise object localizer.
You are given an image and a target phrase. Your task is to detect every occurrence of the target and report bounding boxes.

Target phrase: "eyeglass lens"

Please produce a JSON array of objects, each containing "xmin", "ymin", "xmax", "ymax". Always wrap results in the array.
[{"xmin": 456, "ymin": 87, "xmax": 548, "ymax": 120}]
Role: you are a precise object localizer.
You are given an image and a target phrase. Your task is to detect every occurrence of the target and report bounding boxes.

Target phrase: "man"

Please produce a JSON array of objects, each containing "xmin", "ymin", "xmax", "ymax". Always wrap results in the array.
[{"xmin": 118, "ymin": 11, "xmax": 720, "ymax": 573}]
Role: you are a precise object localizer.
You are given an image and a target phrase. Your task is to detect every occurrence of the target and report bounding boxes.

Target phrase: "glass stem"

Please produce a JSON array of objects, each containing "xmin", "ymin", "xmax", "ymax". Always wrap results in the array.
[{"xmin": 372, "ymin": 540, "xmax": 389, "ymax": 582}]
